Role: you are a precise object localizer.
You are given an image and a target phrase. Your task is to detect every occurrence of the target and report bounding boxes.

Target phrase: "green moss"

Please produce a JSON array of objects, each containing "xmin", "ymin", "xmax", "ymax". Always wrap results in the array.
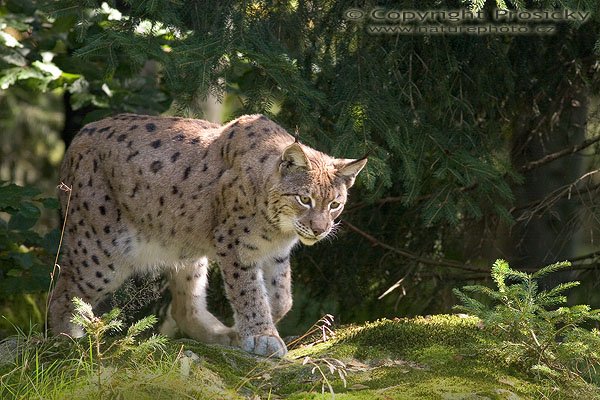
[{"xmin": 2, "ymin": 315, "xmax": 599, "ymax": 399}]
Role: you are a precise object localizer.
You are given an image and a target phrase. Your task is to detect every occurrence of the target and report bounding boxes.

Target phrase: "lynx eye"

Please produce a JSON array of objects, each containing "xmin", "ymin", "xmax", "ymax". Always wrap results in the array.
[
  {"xmin": 329, "ymin": 201, "xmax": 341, "ymax": 210},
  {"xmin": 296, "ymin": 195, "xmax": 312, "ymax": 207}
]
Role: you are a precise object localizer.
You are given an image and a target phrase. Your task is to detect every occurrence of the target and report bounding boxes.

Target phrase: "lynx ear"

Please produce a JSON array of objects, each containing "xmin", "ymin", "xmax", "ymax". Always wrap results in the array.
[
  {"xmin": 280, "ymin": 143, "xmax": 311, "ymax": 172},
  {"xmin": 336, "ymin": 157, "xmax": 367, "ymax": 188}
]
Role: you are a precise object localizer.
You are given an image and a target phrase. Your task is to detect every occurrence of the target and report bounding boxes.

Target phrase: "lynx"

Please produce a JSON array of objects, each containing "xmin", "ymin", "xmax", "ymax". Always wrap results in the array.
[{"xmin": 49, "ymin": 113, "xmax": 367, "ymax": 357}]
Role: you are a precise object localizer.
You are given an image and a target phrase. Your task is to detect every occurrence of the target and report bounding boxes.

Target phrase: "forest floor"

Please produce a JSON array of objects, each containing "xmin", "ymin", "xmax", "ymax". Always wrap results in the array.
[{"xmin": 1, "ymin": 314, "xmax": 598, "ymax": 399}]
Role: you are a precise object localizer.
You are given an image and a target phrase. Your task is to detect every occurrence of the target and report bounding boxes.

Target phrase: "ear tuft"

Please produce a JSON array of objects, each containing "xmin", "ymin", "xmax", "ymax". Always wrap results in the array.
[
  {"xmin": 280, "ymin": 143, "xmax": 311, "ymax": 172},
  {"xmin": 336, "ymin": 157, "xmax": 367, "ymax": 188}
]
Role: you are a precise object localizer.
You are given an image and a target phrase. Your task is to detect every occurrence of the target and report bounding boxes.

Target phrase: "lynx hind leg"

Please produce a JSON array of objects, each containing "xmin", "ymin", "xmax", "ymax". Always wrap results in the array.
[
  {"xmin": 49, "ymin": 268, "xmax": 88, "ymax": 338},
  {"xmin": 49, "ymin": 242, "xmax": 129, "ymax": 338},
  {"xmin": 169, "ymin": 258, "xmax": 238, "ymax": 346}
]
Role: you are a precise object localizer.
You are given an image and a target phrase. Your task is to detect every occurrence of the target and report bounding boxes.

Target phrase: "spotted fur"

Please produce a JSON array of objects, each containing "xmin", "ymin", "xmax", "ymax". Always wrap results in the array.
[{"xmin": 49, "ymin": 113, "xmax": 367, "ymax": 357}]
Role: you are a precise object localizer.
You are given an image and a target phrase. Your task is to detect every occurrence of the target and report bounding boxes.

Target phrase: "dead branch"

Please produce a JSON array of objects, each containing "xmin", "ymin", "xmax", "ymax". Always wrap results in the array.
[
  {"xmin": 519, "ymin": 134, "xmax": 600, "ymax": 172},
  {"xmin": 342, "ymin": 220, "xmax": 487, "ymax": 273}
]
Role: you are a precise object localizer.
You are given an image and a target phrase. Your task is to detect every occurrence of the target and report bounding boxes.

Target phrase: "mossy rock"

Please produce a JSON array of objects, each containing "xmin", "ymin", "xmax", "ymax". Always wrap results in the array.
[{"xmin": 2, "ymin": 314, "xmax": 599, "ymax": 399}]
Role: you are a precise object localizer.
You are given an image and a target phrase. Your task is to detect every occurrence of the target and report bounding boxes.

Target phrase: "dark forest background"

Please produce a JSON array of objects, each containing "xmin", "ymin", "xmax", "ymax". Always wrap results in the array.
[{"xmin": 1, "ymin": 0, "xmax": 600, "ymax": 337}]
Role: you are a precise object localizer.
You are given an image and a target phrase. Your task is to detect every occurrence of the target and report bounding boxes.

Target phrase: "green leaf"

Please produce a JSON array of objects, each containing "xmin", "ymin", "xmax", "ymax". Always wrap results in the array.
[
  {"xmin": 10, "ymin": 251, "xmax": 34, "ymax": 269},
  {"xmin": 41, "ymin": 197, "xmax": 60, "ymax": 209},
  {"xmin": 42, "ymin": 228, "xmax": 61, "ymax": 254},
  {"xmin": 8, "ymin": 202, "xmax": 41, "ymax": 231},
  {"xmin": 0, "ymin": 183, "xmax": 41, "ymax": 210}
]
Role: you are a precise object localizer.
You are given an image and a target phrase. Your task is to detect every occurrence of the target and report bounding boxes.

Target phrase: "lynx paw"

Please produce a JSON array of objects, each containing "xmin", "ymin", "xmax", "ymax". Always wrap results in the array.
[{"xmin": 241, "ymin": 334, "xmax": 287, "ymax": 358}]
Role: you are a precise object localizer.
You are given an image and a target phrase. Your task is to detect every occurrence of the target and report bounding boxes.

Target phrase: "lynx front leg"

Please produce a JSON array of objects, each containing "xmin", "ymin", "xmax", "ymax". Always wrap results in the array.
[
  {"xmin": 217, "ymin": 252, "xmax": 287, "ymax": 358},
  {"xmin": 262, "ymin": 255, "xmax": 292, "ymax": 323},
  {"xmin": 169, "ymin": 258, "xmax": 238, "ymax": 346}
]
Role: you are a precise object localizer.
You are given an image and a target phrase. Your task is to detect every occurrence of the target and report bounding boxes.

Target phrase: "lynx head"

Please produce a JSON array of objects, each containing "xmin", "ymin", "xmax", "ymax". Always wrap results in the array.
[{"xmin": 269, "ymin": 142, "xmax": 367, "ymax": 245}]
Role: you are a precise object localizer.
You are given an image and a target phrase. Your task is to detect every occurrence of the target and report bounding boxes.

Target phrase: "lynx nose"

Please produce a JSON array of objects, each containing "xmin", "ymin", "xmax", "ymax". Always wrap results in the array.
[{"xmin": 310, "ymin": 220, "xmax": 330, "ymax": 237}]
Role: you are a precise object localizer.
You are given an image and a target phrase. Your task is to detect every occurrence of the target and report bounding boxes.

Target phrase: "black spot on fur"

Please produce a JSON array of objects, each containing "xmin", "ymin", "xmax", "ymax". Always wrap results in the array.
[
  {"xmin": 130, "ymin": 183, "xmax": 139, "ymax": 198},
  {"xmin": 104, "ymin": 225, "xmax": 110, "ymax": 234},
  {"xmin": 150, "ymin": 160, "xmax": 163, "ymax": 173},
  {"xmin": 202, "ymin": 164, "xmax": 208, "ymax": 172},
  {"xmin": 93, "ymin": 159, "xmax": 98, "ymax": 173},
  {"xmin": 96, "ymin": 271, "xmax": 103, "ymax": 278},
  {"xmin": 108, "ymin": 263, "xmax": 115, "ymax": 271},
  {"xmin": 259, "ymin": 154, "xmax": 269, "ymax": 163},
  {"xmin": 183, "ymin": 166, "xmax": 191, "ymax": 180},
  {"xmin": 98, "ymin": 126, "xmax": 110, "ymax": 133},
  {"xmin": 117, "ymin": 134, "xmax": 127, "ymax": 142},
  {"xmin": 150, "ymin": 139, "xmax": 161, "ymax": 148},
  {"xmin": 99, "ymin": 206, "xmax": 106, "ymax": 215},
  {"xmin": 172, "ymin": 186, "xmax": 178, "ymax": 195},
  {"xmin": 190, "ymin": 138, "xmax": 200, "ymax": 144},
  {"xmin": 91, "ymin": 255, "xmax": 100, "ymax": 265},
  {"xmin": 145, "ymin": 123, "xmax": 156, "ymax": 132},
  {"xmin": 174, "ymin": 133, "xmax": 184, "ymax": 141},
  {"xmin": 159, "ymin": 196, "xmax": 164, "ymax": 206},
  {"xmin": 171, "ymin": 152, "xmax": 180, "ymax": 162},
  {"xmin": 126, "ymin": 150, "xmax": 140, "ymax": 161}
]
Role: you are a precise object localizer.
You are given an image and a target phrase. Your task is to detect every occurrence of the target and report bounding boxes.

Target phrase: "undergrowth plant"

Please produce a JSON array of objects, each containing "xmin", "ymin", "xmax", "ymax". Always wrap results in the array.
[
  {"xmin": 453, "ymin": 259, "xmax": 600, "ymax": 384},
  {"xmin": 0, "ymin": 299, "xmax": 170, "ymax": 400},
  {"xmin": 70, "ymin": 297, "xmax": 167, "ymax": 365}
]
